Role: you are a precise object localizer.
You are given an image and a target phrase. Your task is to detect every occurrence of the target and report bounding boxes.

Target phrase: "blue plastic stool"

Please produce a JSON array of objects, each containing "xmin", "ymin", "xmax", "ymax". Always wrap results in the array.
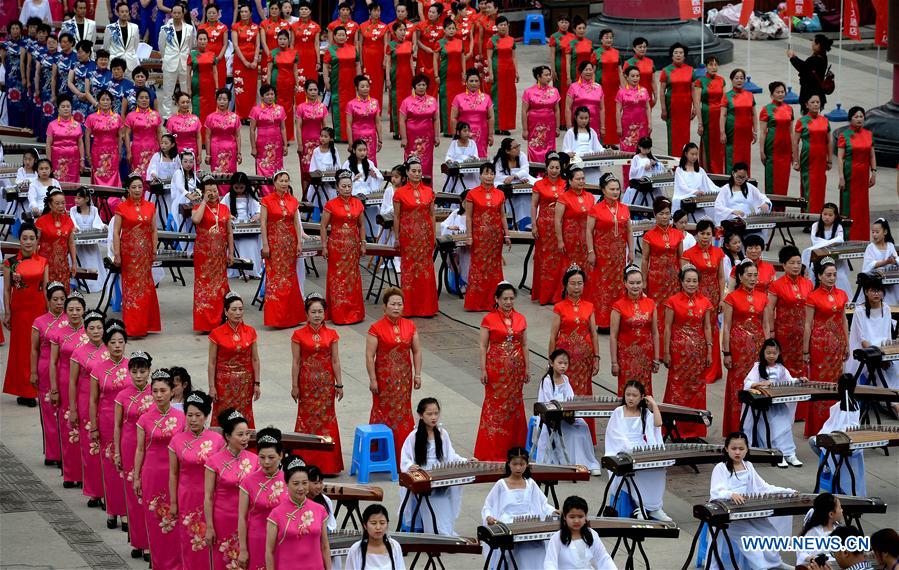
[
  {"xmin": 609, "ymin": 490, "xmax": 635, "ymax": 518},
  {"xmin": 349, "ymin": 424, "xmax": 398, "ymax": 484},
  {"xmin": 522, "ymin": 14, "xmax": 546, "ymax": 45},
  {"xmin": 525, "ymin": 416, "xmax": 540, "ymax": 453}
]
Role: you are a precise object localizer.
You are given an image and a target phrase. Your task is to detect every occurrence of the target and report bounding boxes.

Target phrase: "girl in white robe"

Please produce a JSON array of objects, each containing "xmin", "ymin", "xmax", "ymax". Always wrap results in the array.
[
  {"xmin": 713, "ymin": 170, "xmax": 772, "ymax": 226},
  {"xmin": 534, "ymin": 349, "xmax": 601, "ymax": 473},
  {"xmin": 308, "ymin": 128, "xmax": 341, "ymax": 203},
  {"xmin": 801, "ymin": 205, "xmax": 851, "ymax": 293},
  {"xmin": 672, "ymin": 143, "xmax": 719, "ymax": 220},
  {"xmin": 562, "ymin": 107, "xmax": 604, "ymax": 186},
  {"xmin": 482, "ymin": 448, "xmax": 557, "ymax": 570},
  {"xmin": 399, "ymin": 398, "xmax": 466, "ymax": 536},
  {"xmin": 308, "ymin": 466, "xmax": 342, "ymax": 570},
  {"xmin": 673, "ymin": 210, "xmax": 696, "ymax": 251},
  {"xmin": 862, "ymin": 218, "xmax": 898, "ymax": 304},
  {"xmin": 443, "ymin": 122, "xmax": 481, "ymax": 192},
  {"xmin": 27, "ymin": 159, "xmax": 60, "ymax": 216},
  {"xmin": 708, "ymin": 432, "xmax": 796, "ymax": 570},
  {"xmin": 145, "ymin": 135, "xmax": 180, "ymax": 229},
  {"xmin": 343, "ymin": 142, "xmax": 383, "ymax": 240},
  {"xmin": 795, "ymin": 493, "xmax": 843, "ymax": 567},
  {"xmin": 494, "ymin": 138, "xmax": 537, "ymax": 230},
  {"xmin": 604, "ymin": 380, "xmax": 669, "ymax": 521},
  {"xmin": 623, "ymin": 138, "xmax": 666, "ymax": 206},
  {"xmin": 344, "ymin": 505, "xmax": 406, "ymax": 570},
  {"xmin": 169, "ymin": 150, "xmax": 200, "ymax": 233},
  {"xmin": 544, "ymin": 496, "xmax": 615, "ymax": 570},
  {"xmin": 741, "ymin": 338, "xmax": 802, "ymax": 467},
  {"xmin": 439, "ymin": 195, "xmax": 469, "ymax": 291},
  {"xmin": 848, "ymin": 281, "xmax": 899, "ymax": 402},
  {"xmin": 809, "ymin": 374, "xmax": 867, "ymax": 496},
  {"xmin": 222, "ymin": 172, "xmax": 263, "ymax": 278},
  {"xmin": 69, "ymin": 189, "xmax": 108, "ymax": 293},
  {"xmin": 6, "ymin": 148, "xmax": 38, "ymax": 216}
]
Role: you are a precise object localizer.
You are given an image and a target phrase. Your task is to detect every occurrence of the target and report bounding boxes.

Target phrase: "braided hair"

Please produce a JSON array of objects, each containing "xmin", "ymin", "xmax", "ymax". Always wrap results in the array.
[{"xmin": 358, "ymin": 504, "xmax": 396, "ymax": 570}]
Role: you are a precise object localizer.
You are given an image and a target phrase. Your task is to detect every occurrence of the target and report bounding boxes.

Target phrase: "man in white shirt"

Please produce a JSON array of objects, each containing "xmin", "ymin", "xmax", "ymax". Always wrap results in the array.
[
  {"xmin": 102, "ymin": 1, "xmax": 140, "ymax": 72},
  {"xmin": 60, "ymin": 0, "xmax": 97, "ymax": 45}
]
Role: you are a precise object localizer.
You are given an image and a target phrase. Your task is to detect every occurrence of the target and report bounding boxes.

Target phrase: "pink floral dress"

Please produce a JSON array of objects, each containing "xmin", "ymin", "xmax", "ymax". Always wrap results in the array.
[
  {"xmin": 239, "ymin": 469, "xmax": 286, "ymax": 570},
  {"xmin": 165, "ymin": 112, "xmax": 202, "ymax": 157},
  {"xmin": 114, "ymin": 381, "xmax": 153, "ymax": 551},
  {"xmin": 522, "ymin": 84, "xmax": 561, "ymax": 163},
  {"xmin": 90, "ymin": 354, "xmax": 130, "ymax": 517},
  {"xmin": 125, "ymin": 108, "xmax": 163, "ymax": 177},
  {"xmin": 46, "ymin": 116, "xmax": 83, "ymax": 182},
  {"xmin": 295, "ymin": 100, "xmax": 328, "ymax": 174},
  {"xmin": 137, "ymin": 406, "xmax": 186, "ymax": 570},
  {"xmin": 34, "ymin": 311, "xmax": 64, "ymax": 464},
  {"xmin": 451, "ymin": 90, "xmax": 492, "ymax": 157},
  {"xmin": 399, "ymin": 93, "xmax": 438, "ymax": 178},
  {"xmin": 205, "ymin": 110, "xmax": 241, "ymax": 176},
  {"xmin": 249, "ymin": 103, "xmax": 287, "ymax": 195},
  {"xmin": 85, "ymin": 110, "xmax": 124, "ymax": 188},
  {"xmin": 206, "ymin": 448, "xmax": 260, "ymax": 570},
  {"xmin": 615, "ymin": 84, "xmax": 651, "ymax": 154},
  {"xmin": 266, "ymin": 498, "xmax": 329, "ymax": 569},
  {"xmin": 70, "ymin": 341, "xmax": 106, "ymax": 500},
  {"xmin": 169, "ymin": 429, "xmax": 225, "ymax": 567},
  {"xmin": 48, "ymin": 322, "xmax": 88, "ymax": 483},
  {"xmin": 567, "ymin": 79, "xmax": 603, "ymax": 135},
  {"xmin": 346, "ymin": 96, "xmax": 382, "ymax": 165}
]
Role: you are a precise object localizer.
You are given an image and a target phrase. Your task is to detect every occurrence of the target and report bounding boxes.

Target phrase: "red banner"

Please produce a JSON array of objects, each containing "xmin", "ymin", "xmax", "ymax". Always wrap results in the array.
[
  {"xmin": 739, "ymin": 0, "xmax": 755, "ymax": 26},
  {"xmin": 843, "ymin": 0, "xmax": 861, "ymax": 40},
  {"xmin": 787, "ymin": 0, "xmax": 813, "ymax": 18},
  {"xmin": 679, "ymin": 0, "xmax": 703, "ymax": 20},
  {"xmin": 872, "ymin": 0, "xmax": 889, "ymax": 46}
]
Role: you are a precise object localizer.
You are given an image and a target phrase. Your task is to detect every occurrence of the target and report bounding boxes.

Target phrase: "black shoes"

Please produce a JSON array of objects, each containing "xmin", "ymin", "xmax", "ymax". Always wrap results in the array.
[
  {"xmin": 131, "ymin": 549, "xmax": 143, "ymax": 559},
  {"xmin": 16, "ymin": 397, "xmax": 37, "ymax": 407},
  {"xmin": 87, "ymin": 498, "xmax": 103, "ymax": 509},
  {"xmin": 106, "ymin": 516, "xmax": 118, "ymax": 529},
  {"xmin": 62, "ymin": 481, "xmax": 77, "ymax": 489}
]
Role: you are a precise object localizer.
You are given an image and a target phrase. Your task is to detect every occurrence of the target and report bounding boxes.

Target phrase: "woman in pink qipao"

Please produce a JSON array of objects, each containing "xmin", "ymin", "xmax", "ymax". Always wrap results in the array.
[
  {"xmin": 205, "ymin": 89, "xmax": 242, "ymax": 181},
  {"xmin": 84, "ymin": 91, "xmax": 123, "ymax": 189},
  {"xmin": 33, "ymin": 283, "xmax": 67, "ymax": 467},
  {"xmin": 265, "ymin": 459, "xmax": 330, "ymax": 569},
  {"xmin": 166, "ymin": 92, "xmax": 203, "ymax": 158},
  {"xmin": 46, "ymin": 96, "xmax": 85, "ymax": 184},
  {"xmin": 238, "ymin": 428, "xmax": 286, "ymax": 570},
  {"xmin": 522, "ymin": 66, "xmax": 561, "ymax": 164},
  {"xmin": 451, "ymin": 69, "xmax": 494, "ymax": 158},
  {"xmin": 295, "ymin": 80, "xmax": 329, "ymax": 178},
  {"xmin": 124, "ymin": 89, "xmax": 163, "ymax": 178},
  {"xmin": 168, "ymin": 391, "xmax": 225, "ymax": 568},
  {"xmin": 346, "ymin": 75, "xmax": 383, "ymax": 166},
  {"xmin": 249, "ymin": 84, "xmax": 287, "ymax": 196},
  {"xmin": 399, "ymin": 75, "xmax": 440, "ymax": 179}
]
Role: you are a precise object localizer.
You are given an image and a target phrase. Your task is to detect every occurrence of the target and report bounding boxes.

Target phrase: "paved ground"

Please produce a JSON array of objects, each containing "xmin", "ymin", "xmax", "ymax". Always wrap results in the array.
[{"xmin": 1, "ymin": 15, "xmax": 898, "ymax": 570}]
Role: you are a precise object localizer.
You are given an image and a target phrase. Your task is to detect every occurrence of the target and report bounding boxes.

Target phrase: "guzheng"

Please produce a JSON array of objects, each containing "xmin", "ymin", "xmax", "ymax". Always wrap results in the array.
[
  {"xmin": 601, "ymin": 443, "xmax": 782, "ymax": 475},
  {"xmin": 577, "ymin": 149, "xmax": 635, "ymax": 169},
  {"xmin": 442, "ymin": 158, "xmax": 491, "ymax": 175},
  {"xmin": 853, "ymin": 340, "xmax": 899, "ymax": 366},
  {"xmin": 1, "ymin": 241, "xmax": 19, "ymax": 255},
  {"xmin": 0, "ymin": 167, "xmax": 19, "ymax": 180},
  {"xmin": 874, "ymin": 269, "xmax": 899, "ymax": 285},
  {"xmin": 630, "ymin": 219, "xmax": 696, "ymax": 239},
  {"xmin": 104, "ymin": 251, "xmax": 254, "ymax": 271},
  {"xmin": 739, "ymin": 380, "xmax": 899, "ymax": 406},
  {"xmin": 816, "ymin": 426, "xmax": 899, "ymax": 454},
  {"xmin": 59, "ymin": 182, "xmax": 127, "ymax": 198},
  {"xmin": 478, "ymin": 516, "xmax": 679, "ymax": 549},
  {"xmin": 0, "ymin": 213, "xmax": 14, "ymax": 225},
  {"xmin": 74, "ymin": 230, "xmax": 108, "ymax": 245},
  {"xmin": 811, "ymin": 240, "xmax": 869, "ymax": 262},
  {"xmin": 0, "ymin": 241, "xmax": 97, "ymax": 278},
  {"xmin": 723, "ymin": 212, "xmax": 850, "ymax": 232},
  {"xmin": 437, "ymin": 230, "xmax": 533, "ymax": 248},
  {"xmin": 321, "ymin": 483, "xmax": 384, "ymax": 503},
  {"xmin": 328, "ymin": 530, "xmax": 481, "ymax": 557},
  {"xmin": 0, "ymin": 142, "xmax": 45, "ymax": 155},
  {"xmin": 0, "ymin": 126, "xmax": 35, "ymax": 138},
  {"xmin": 208, "ymin": 172, "xmax": 272, "ymax": 186},
  {"xmin": 399, "ymin": 461, "xmax": 589, "ymax": 494},
  {"xmin": 308, "ymin": 168, "xmax": 392, "ymax": 184},
  {"xmin": 157, "ymin": 230, "xmax": 197, "ymax": 243},
  {"xmin": 534, "ymin": 396, "xmax": 713, "ymax": 426},
  {"xmin": 209, "ymin": 427, "xmax": 334, "ymax": 454},
  {"xmin": 694, "ymin": 493, "xmax": 886, "ymax": 525},
  {"xmin": 499, "ymin": 182, "xmax": 535, "ymax": 195},
  {"xmin": 232, "ymin": 222, "xmax": 260, "ymax": 235}
]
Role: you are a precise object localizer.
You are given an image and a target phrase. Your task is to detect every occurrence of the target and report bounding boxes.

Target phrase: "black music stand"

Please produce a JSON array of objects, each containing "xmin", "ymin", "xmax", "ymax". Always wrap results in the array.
[
  {"xmin": 332, "ymin": 499, "xmax": 363, "ymax": 530},
  {"xmin": 813, "ymin": 445, "xmax": 862, "ymax": 496},
  {"xmin": 680, "ymin": 521, "xmax": 740, "ymax": 570},
  {"xmin": 739, "ymin": 402, "xmax": 775, "ymax": 449},
  {"xmin": 396, "ymin": 489, "xmax": 440, "ymax": 536},
  {"xmin": 515, "ymin": 240, "xmax": 536, "ymax": 293},
  {"xmin": 597, "ymin": 471, "xmax": 658, "ymax": 569},
  {"xmin": 434, "ymin": 239, "xmax": 465, "ymax": 299},
  {"xmin": 851, "ymin": 347, "xmax": 891, "ymax": 426}
]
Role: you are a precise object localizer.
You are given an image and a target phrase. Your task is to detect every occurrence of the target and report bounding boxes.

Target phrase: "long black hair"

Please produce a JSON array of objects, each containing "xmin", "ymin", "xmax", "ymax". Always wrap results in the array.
[
  {"xmin": 571, "ymin": 106, "xmax": 592, "ymax": 140},
  {"xmin": 228, "ymin": 171, "xmax": 259, "ymax": 215},
  {"xmin": 320, "ymin": 127, "xmax": 338, "ymax": 166},
  {"xmin": 347, "ymin": 139, "xmax": 371, "ymax": 181},
  {"xmin": 723, "ymin": 431, "xmax": 750, "ymax": 475},
  {"xmin": 620, "ymin": 380, "xmax": 649, "ymax": 437},
  {"xmin": 543, "ymin": 349, "xmax": 570, "ymax": 391},
  {"xmin": 801, "ymin": 493, "xmax": 839, "ymax": 536},
  {"xmin": 756, "ymin": 338, "xmax": 784, "ymax": 382},
  {"xmin": 559, "ymin": 495, "xmax": 594, "ymax": 546},
  {"xmin": 837, "ymin": 373, "xmax": 858, "ymax": 412},
  {"xmin": 413, "ymin": 398, "xmax": 443, "ymax": 467},
  {"xmin": 306, "ymin": 466, "xmax": 331, "ymax": 514},
  {"xmin": 452, "ymin": 121, "xmax": 470, "ymax": 141},
  {"xmin": 722, "ymin": 230, "xmax": 744, "ymax": 268},
  {"xmin": 815, "ymin": 202, "xmax": 841, "ymax": 240},
  {"xmin": 359, "ymin": 504, "xmax": 396, "ymax": 570},
  {"xmin": 679, "ymin": 142, "xmax": 699, "ymax": 171},
  {"xmin": 493, "ymin": 137, "xmax": 519, "ymax": 176},
  {"xmin": 873, "ymin": 217, "xmax": 894, "ymax": 244},
  {"xmin": 503, "ymin": 447, "xmax": 532, "ymax": 479},
  {"xmin": 862, "ymin": 276, "xmax": 886, "ymax": 318},
  {"xmin": 728, "ymin": 162, "xmax": 750, "ymax": 196}
]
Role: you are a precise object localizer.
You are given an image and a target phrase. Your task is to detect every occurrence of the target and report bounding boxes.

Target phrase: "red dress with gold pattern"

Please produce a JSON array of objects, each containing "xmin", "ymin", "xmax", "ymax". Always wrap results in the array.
[
  {"xmin": 681, "ymin": 243, "xmax": 725, "ymax": 383},
  {"xmin": 769, "ymin": 273, "xmax": 815, "ymax": 422},
  {"xmin": 804, "ymin": 286, "xmax": 849, "ymax": 436},
  {"xmin": 474, "ymin": 309, "xmax": 528, "ymax": 461},
  {"xmin": 292, "ymin": 19, "xmax": 322, "ymax": 104},
  {"xmin": 260, "ymin": 192, "xmax": 306, "ymax": 328},
  {"xmin": 395, "ymin": 182, "xmax": 438, "ymax": 317},
  {"xmin": 611, "ymin": 294, "xmax": 656, "ymax": 395},
  {"xmin": 463, "ymin": 186, "xmax": 506, "ymax": 312},
  {"xmin": 730, "ymin": 260, "xmax": 776, "ymax": 293},
  {"xmin": 232, "ymin": 21, "xmax": 260, "ymax": 119},
  {"xmin": 115, "ymin": 199, "xmax": 160, "ymax": 337},
  {"xmin": 359, "ymin": 18, "xmax": 389, "ymax": 105},
  {"xmin": 324, "ymin": 196, "xmax": 366, "ymax": 325},
  {"xmin": 722, "ymin": 287, "xmax": 767, "ymax": 436},
  {"xmin": 192, "ymin": 203, "xmax": 231, "ymax": 332},
  {"xmin": 292, "ymin": 324, "xmax": 343, "ymax": 474},
  {"xmin": 643, "ymin": 225, "xmax": 684, "ymax": 336},
  {"xmin": 557, "ymin": 189, "xmax": 592, "ymax": 302},
  {"xmin": 198, "ymin": 21, "xmax": 228, "ymax": 88},
  {"xmin": 553, "ymin": 298, "xmax": 596, "ymax": 398},
  {"xmin": 2, "ymin": 253, "xmax": 47, "ymax": 398},
  {"xmin": 588, "ymin": 198, "xmax": 630, "ymax": 328},
  {"xmin": 209, "ymin": 322, "xmax": 258, "ymax": 428},
  {"xmin": 531, "ymin": 177, "xmax": 563, "ymax": 305},
  {"xmin": 663, "ymin": 291, "xmax": 713, "ymax": 438},
  {"xmin": 368, "ymin": 317, "xmax": 417, "ymax": 464},
  {"xmin": 35, "ymin": 213, "xmax": 74, "ymax": 291}
]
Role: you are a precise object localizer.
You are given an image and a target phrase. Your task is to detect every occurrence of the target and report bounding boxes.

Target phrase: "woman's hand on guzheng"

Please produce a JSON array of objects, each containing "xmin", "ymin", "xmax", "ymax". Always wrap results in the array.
[{"xmin": 730, "ymin": 493, "xmax": 745, "ymax": 505}]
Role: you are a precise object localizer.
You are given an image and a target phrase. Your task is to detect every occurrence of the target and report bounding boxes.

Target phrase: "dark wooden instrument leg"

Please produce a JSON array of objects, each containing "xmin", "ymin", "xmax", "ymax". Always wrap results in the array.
[
  {"xmin": 611, "ymin": 536, "xmax": 623, "ymax": 558},
  {"xmin": 424, "ymin": 494, "xmax": 439, "ymax": 534},
  {"xmin": 636, "ymin": 538, "xmax": 650, "ymax": 570},
  {"xmin": 482, "ymin": 548, "xmax": 495, "ymax": 570},
  {"xmin": 396, "ymin": 491, "xmax": 412, "ymax": 531},
  {"xmin": 435, "ymin": 249, "xmax": 447, "ymax": 295},
  {"xmin": 720, "ymin": 527, "xmax": 739, "ymax": 570},
  {"xmin": 626, "ymin": 476, "xmax": 649, "ymax": 520},
  {"xmin": 409, "ymin": 551, "xmax": 423, "ymax": 570},
  {"xmin": 352, "ymin": 503, "xmax": 362, "ymax": 529},
  {"xmin": 814, "ymin": 451, "xmax": 829, "ymax": 493},
  {"xmin": 408, "ymin": 492, "xmax": 426, "ymax": 533},
  {"xmin": 705, "ymin": 527, "xmax": 723, "ymax": 570},
  {"xmin": 517, "ymin": 242, "xmax": 534, "ymax": 292},
  {"xmin": 598, "ymin": 476, "xmax": 616, "ymax": 516},
  {"xmin": 252, "ymin": 267, "xmax": 266, "ymax": 309},
  {"xmin": 681, "ymin": 525, "xmax": 703, "ymax": 570},
  {"xmin": 761, "ymin": 410, "xmax": 772, "ymax": 450},
  {"xmin": 544, "ymin": 482, "xmax": 559, "ymax": 509}
]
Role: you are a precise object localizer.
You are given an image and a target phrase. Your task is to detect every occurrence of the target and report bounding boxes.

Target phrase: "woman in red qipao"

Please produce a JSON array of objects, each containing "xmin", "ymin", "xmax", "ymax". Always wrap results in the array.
[
  {"xmin": 729, "ymin": 234, "xmax": 776, "ymax": 293},
  {"xmin": 836, "ymin": 107, "xmax": 876, "ymax": 240},
  {"xmin": 759, "ymin": 81, "xmax": 794, "ymax": 199},
  {"xmin": 2, "ymin": 224, "xmax": 48, "ymax": 404},
  {"xmin": 802, "ymin": 258, "xmax": 849, "ymax": 436},
  {"xmin": 553, "ymin": 167, "xmax": 592, "ymax": 302},
  {"xmin": 357, "ymin": 2, "xmax": 389, "ymax": 106},
  {"xmin": 692, "ymin": 56, "xmax": 726, "ymax": 174},
  {"xmin": 681, "ymin": 219, "xmax": 726, "ymax": 383},
  {"xmin": 641, "ymin": 196, "xmax": 684, "ymax": 336},
  {"xmin": 464, "ymin": 163, "xmax": 508, "ymax": 312},
  {"xmin": 260, "ymin": 170, "xmax": 305, "ymax": 328},
  {"xmin": 291, "ymin": 1, "xmax": 321, "ymax": 105},
  {"xmin": 475, "ymin": 282, "xmax": 529, "ymax": 461},
  {"xmin": 191, "ymin": 180, "xmax": 234, "ymax": 333},
  {"xmin": 792, "ymin": 94, "xmax": 832, "ymax": 214},
  {"xmin": 593, "ymin": 28, "xmax": 621, "ymax": 146},
  {"xmin": 208, "ymin": 293, "xmax": 261, "ymax": 428},
  {"xmin": 414, "ymin": 3, "xmax": 444, "ymax": 98},
  {"xmin": 720, "ymin": 68, "xmax": 757, "ymax": 175},
  {"xmin": 568, "ymin": 18, "xmax": 594, "ymax": 83},
  {"xmin": 386, "ymin": 22, "xmax": 415, "ymax": 136},
  {"xmin": 659, "ymin": 43, "xmax": 694, "ymax": 157},
  {"xmin": 111, "ymin": 176, "xmax": 160, "ymax": 338},
  {"xmin": 394, "ymin": 158, "xmax": 438, "ymax": 317},
  {"xmin": 662, "ymin": 265, "xmax": 714, "ymax": 438},
  {"xmin": 549, "ymin": 17, "xmax": 575, "ymax": 128},
  {"xmin": 549, "ymin": 266, "xmax": 600, "ymax": 437},
  {"xmin": 586, "ymin": 173, "xmax": 633, "ymax": 330},
  {"xmin": 323, "ymin": 26, "xmax": 361, "ymax": 142},
  {"xmin": 529, "ymin": 152, "xmax": 565, "ymax": 305},
  {"xmin": 291, "ymin": 294, "xmax": 344, "ymax": 474},
  {"xmin": 260, "ymin": 2, "xmax": 289, "ymax": 70},
  {"xmin": 322, "ymin": 170, "xmax": 366, "ymax": 324},
  {"xmin": 231, "ymin": 5, "xmax": 261, "ymax": 120},
  {"xmin": 485, "ymin": 16, "xmax": 517, "ymax": 134},
  {"xmin": 34, "ymin": 188, "xmax": 77, "ymax": 291},
  {"xmin": 611, "ymin": 266, "xmax": 659, "ymax": 396},
  {"xmin": 189, "ymin": 31, "xmax": 220, "ymax": 128},
  {"xmin": 199, "ymin": 3, "xmax": 229, "ymax": 92},
  {"xmin": 267, "ymin": 30, "xmax": 299, "ymax": 143},
  {"xmin": 437, "ymin": 19, "xmax": 465, "ymax": 137},
  {"xmin": 721, "ymin": 260, "xmax": 768, "ymax": 437},
  {"xmin": 366, "ymin": 288, "xmax": 422, "ymax": 464}
]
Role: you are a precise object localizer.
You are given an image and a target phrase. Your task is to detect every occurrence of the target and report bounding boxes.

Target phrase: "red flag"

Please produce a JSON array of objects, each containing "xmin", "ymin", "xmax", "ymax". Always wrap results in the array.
[
  {"xmin": 872, "ymin": 0, "xmax": 889, "ymax": 46},
  {"xmin": 787, "ymin": 0, "xmax": 813, "ymax": 17},
  {"xmin": 739, "ymin": 0, "xmax": 755, "ymax": 27},
  {"xmin": 843, "ymin": 0, "xmax": 861, "ymax": 40},
  {"xmin": 679, "ymin": 0, "xmax": 703, "ymax": 20}
]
